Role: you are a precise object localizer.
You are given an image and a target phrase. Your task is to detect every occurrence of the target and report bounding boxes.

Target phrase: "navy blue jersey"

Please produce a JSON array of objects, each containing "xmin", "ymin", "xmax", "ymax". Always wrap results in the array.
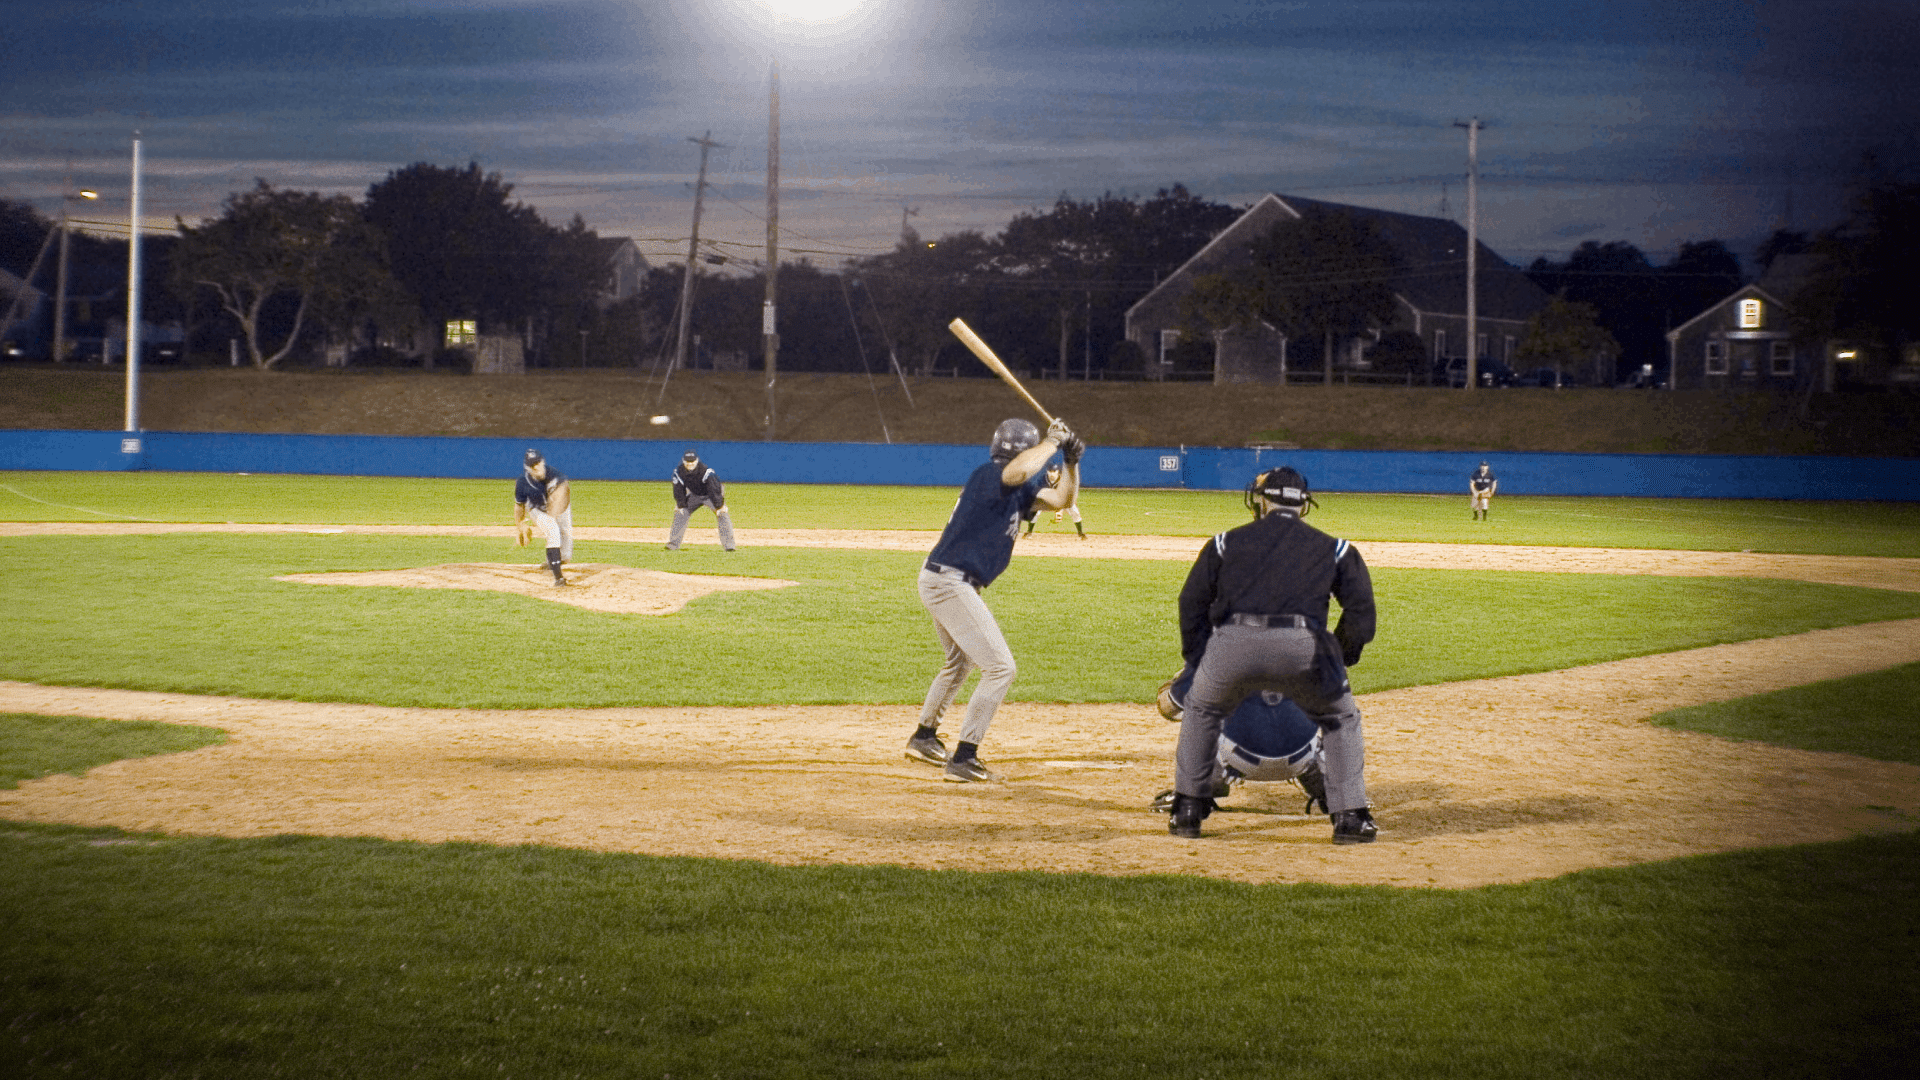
[
  {"xmin": 1170, "ymin": 673, "xmax": 1318, "ymax": 761},
  {"xmin": 925, "ymin": 460, "xmax": 1047, "ymax": 586},
  {"xmin": 1470, "ymin": 468, "xmax": 1496, "ymax": 492},
  {"xmin": 515, "ymin": 469, "xmax": 566, "ymax": 511}
]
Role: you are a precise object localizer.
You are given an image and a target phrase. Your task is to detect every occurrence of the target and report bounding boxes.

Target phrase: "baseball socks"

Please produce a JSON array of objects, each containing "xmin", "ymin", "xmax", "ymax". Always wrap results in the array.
[{"xmin": 545, "ymin": 547, "xmax": 565, "ymax": 585}]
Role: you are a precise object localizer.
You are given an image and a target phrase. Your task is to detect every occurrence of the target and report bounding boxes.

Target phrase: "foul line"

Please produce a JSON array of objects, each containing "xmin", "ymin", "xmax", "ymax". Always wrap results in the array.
[{"xmin": 0, "ymin": 485, "xmax": 163, "ymax": 523}]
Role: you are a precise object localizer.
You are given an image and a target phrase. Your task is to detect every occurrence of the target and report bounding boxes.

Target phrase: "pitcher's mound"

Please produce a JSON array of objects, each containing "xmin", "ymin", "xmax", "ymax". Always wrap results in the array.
[{"xmin": 275, "ymin": 562, "xmax": 797, "ymax": 615}]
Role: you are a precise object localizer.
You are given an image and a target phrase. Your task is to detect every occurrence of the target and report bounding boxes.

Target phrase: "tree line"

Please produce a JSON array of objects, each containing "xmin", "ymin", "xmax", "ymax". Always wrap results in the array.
[{"xmin": 5, "ymin": 166, "xmax": 1912, "ymax": 383}]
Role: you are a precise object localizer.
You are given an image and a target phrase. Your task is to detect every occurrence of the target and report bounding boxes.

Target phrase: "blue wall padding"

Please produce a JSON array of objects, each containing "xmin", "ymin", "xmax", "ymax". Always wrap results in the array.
[{"xmin": 1, "ymin": 430, "xmax": 1915, "ymax": 500}]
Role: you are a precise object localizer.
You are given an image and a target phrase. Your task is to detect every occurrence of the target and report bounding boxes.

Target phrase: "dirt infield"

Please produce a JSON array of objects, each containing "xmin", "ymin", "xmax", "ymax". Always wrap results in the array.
[{"xmin": 3, "ymin": 524, "xmax": 1918, "ymax": 888}]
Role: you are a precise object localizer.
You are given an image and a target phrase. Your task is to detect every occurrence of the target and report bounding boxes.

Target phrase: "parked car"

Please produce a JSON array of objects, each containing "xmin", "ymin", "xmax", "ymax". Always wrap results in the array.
[
  {"xmin": 1439, "ymin": 356, "xmax": 1518, "ymax": 387},
  {"xmin": 1521, "ymin": 367, "xmax": 1581, "ymax": 388}
]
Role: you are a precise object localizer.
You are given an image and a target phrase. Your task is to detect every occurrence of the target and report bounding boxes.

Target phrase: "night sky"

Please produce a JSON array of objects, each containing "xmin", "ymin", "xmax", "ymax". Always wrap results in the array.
[{"xmin": 3, "ymin": 0, "xmax": 1913, "ymax": 271}]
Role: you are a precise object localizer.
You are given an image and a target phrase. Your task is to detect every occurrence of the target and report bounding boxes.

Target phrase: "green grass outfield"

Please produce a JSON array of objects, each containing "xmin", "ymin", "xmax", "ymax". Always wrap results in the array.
[
  {"xmin": 6, "ymin": 470, "xmax": 1920, "ymax": 555},
  {"xmin": 3, "ymin": 471, "xmax": 1917, "ymax": 1076},
  {"xmin": 4, "ymin": 534, "xmax": 1919, "ymax": 706},
  {"xmin": 3, "ymin": 661, "xmax": 1917, "ymax": 1079}
]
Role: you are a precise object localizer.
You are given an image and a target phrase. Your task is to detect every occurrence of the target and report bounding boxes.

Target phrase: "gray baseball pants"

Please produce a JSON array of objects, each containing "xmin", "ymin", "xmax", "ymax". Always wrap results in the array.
[
  {"xmin": 1177, "ymin": 623, "xmax": 1367, "ymax": 813},
  {"xmin": 667, "ymin": 497, "xmax": 735, "ymax": 550},
  {"xmin": 915, "ymin": 565, "xmax": 1016, "ymax": 747}
]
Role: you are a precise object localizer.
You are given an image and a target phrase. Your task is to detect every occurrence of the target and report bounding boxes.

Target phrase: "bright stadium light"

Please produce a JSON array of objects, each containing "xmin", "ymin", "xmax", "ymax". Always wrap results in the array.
[{"xmin": 759, "ymin": 0, "xmax": 865, "ymax": 22}]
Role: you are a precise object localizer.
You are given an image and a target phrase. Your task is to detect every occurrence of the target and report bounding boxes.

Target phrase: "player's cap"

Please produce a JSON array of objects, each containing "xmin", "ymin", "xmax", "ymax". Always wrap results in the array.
[
  {"xmin": 524, "ymin": 448, "xmax": 544, "ymax": 468},
  {"xmin": 682, "ymin": 450, "xmax": 700, "ymax": 463}
]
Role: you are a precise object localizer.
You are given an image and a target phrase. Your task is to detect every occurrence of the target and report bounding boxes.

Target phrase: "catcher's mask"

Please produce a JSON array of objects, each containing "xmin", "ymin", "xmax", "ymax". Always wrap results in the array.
[
  {"xmin": 1245, "ymin": 466, "xmax": 1316, "ymax": 519},
  {"xmin": 989, "ymin": 418, "xmax": 1041, "ymax": 464}
]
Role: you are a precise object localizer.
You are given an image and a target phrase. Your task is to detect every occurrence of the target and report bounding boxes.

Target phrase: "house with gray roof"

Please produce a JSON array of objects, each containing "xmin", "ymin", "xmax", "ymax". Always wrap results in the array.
[{"xmin": 1125, "ymin": 193, "xmax": 1548, "ymax": 383}]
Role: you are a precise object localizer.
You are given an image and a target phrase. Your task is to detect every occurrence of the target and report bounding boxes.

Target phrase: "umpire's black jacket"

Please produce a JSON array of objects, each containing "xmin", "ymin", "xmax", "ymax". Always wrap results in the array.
[{"xmin": 1178, "ymin": 511, "xmax": 1376, "ymax": 667}]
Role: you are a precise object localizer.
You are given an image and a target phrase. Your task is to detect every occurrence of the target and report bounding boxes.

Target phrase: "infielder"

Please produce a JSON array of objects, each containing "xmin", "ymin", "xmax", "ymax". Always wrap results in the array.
[
  {"xmin": 1149, "ymin": 671, "xmax": 1329, "ymax": 816},
  {"xmin": 905, "ymin": 416, "xmax": 1082, "ymax": 782},
  {"xmin": 1167, "ymin": 466, "xmax": 1378, "ymax": 843},
  {"xmin": 514, "ymin": 448, "xmax": 572, "ymax": 587},
  {"xmin": 1470, "ymin": 461, "xmax": 1498, "ymax": 521},
  {"xmin": 1022, "ymin": 464, "xmax": 1086, "ymax": 539},
  {"xmin": 667, "ymin": 450, "xmax": 736, "ymax": 551}
]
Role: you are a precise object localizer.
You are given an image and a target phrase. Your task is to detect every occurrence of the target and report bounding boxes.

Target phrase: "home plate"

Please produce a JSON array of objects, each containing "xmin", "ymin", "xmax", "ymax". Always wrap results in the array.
[{"xmin": 1040, "ymin": 760, "xmax": 1132, "ymax": 769}]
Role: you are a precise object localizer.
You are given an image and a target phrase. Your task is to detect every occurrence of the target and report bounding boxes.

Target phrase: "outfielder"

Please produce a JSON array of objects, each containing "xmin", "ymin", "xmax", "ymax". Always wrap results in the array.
[
  {"xmin": 1470, "ymin": 461, "xmax": 1498, "ymax": 521},
  {"xmin": 905, "ymin": 417, "xmax": 1082, "ymax": 782},
  {"xmin": 1149, "ymin": 671, "xmax": 1328, "ymax": 815},
  {"xmin": 1167, "ymin": 466, "xmax": 1378, "ymax": 843},
  {"xmin": 667, "ymin": 450, "xmax": 736, "ymax": 551},
  {"xmin": 514, "ymin": 448, "xmax": 572, "ymax": 587},
  {"xmin": 1022, "ymin": 464, "xmax": 1086, "ymax": 539}
]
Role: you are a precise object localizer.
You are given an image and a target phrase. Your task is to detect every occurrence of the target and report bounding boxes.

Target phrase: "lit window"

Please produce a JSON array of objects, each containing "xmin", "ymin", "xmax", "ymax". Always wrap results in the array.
[
  {"xmin": 1158, "ymin": 328, "xmax": 1180, "ymax": 367},
  {"xmin": 445, "ymin": 320, "xmax": 477, "ymax": 347},
  {"xmin": 1434, "ymin": 330, "xmax": 1447, "ymax": 359},
  {"xmin": 1738, "ymin": 299, "xmax": 1761, "ymax": 329},
  {"xmin": 1705, "ymin": 340, "xmax": 1728, "ymax": 375},
  {"xmin": 1770, "ymin": 341, "xmax": 1793, "ymax": 376},
  {"xmin": 1476, "ymin": 333, "xmax": 1489, "ymax": 359}
]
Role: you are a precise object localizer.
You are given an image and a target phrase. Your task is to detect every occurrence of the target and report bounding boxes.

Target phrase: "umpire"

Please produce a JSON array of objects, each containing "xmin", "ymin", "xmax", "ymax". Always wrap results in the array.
[
  {"xmin": 1168, "ymin": 467, "xmax": 1378, "ymax": 844},
  {"xmin": 667, "ymin": 450, "xmax": 736, "ymax": 551}
]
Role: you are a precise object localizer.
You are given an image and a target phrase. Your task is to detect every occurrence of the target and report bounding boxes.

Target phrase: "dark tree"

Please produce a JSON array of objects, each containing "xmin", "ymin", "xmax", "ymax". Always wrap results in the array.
[
  {"xmin": 363, "ymin": 163, "xmax": 547, "ymax": 354},
  {"xmin": 1661, "ymin": 239, "xmax": 1745, "ymax": 323},
  {"xmin": 173, "ymin": 182, "xmax": 391, "ymax": 368},
  {"xmin": 1527, "ymin": 240, "xmax": 1663, "ymax": 381},
  {"xmin": 1753, "ymin": 229, "xmax": 1811, "ymax": 277},
  {"xmin": 1791, "ymin": 178, "xmax": 1920, "ymax": 369}
]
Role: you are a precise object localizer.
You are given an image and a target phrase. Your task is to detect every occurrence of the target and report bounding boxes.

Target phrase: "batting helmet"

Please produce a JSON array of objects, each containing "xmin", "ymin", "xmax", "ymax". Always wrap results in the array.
[
  {"xmin": 1245, "ymin": 466, "xmax": 1317, "ymax": 519},
  {"xmin": 989, "ymin": 418, "xmax": 1041, "ymax": 464}
]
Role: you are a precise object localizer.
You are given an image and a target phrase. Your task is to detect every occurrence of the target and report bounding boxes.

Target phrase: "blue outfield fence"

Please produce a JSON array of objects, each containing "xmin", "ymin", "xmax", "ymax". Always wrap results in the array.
[{"xmin": 2, "ymin": 429, "xmax": 1917, "ymax": 500}]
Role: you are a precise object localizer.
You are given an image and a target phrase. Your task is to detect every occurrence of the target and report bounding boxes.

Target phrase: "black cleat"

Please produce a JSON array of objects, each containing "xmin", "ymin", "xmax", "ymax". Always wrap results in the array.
[
  {"xmin": 1331, "ymin": 807, "xmax": 1378, "ymax": 845},
  {"xmin": 1167, "ymin": 794, "xmax": 1213, "ymax": 838}
]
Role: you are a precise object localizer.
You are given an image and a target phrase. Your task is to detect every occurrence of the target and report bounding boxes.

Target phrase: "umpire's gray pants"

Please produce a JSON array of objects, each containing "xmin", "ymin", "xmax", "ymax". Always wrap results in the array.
[
  {"xmin": 1177, "ymin": 624, "xmax": 1367, "ymax": 813},
  {"xmin": 915, "ymin": 566, "xmax": 1016, "ymax": 747},
  {"xmin": 667, "ymin": 497, "xmax": 735, "ymax": 550}
]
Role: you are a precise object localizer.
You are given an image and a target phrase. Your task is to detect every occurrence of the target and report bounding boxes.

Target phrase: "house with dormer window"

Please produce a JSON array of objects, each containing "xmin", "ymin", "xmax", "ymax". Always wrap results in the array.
[{"xmin": 1664, "ymin": 284, "xmax": 1806, "ymax": 390}]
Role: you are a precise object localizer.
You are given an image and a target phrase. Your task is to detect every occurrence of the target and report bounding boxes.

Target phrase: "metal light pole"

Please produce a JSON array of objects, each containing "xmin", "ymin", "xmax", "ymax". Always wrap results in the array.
[
  {"xmin": 125, "ymin": 134, "xmax": 142, "ymax": 432},
  {"xmin": 53, "ymin": 181, "xmax": 99, "ymax": 364}
]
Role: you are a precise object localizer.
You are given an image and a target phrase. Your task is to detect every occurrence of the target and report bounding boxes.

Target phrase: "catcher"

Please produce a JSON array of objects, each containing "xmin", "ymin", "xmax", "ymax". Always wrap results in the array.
[
  {"xmin": 1021, "ymin": 464, "xmax": 1086, "ymax": 539},
  {"xmin": 514, "ymin": 448, "xmax": 572, "ymax": 587},
  {"xmin": 1470, "ymin": 460, "xmax": 1498, "ymax": 521},
  {"xmin": 1149, "ymin": 670, "xmax": 1328, "ymax": 816}
]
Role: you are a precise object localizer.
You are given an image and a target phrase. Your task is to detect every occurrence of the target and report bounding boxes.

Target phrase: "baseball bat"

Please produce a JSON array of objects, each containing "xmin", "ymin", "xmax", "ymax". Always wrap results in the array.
[{"xmin": 947, "ymin": 318, "xmax": 1055, "ymax": 426}]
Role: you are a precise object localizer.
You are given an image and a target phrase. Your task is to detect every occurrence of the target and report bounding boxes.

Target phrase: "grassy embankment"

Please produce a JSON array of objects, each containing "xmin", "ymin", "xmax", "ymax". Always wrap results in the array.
[{"xmin": 5, "ymin": 365, "xmax": 1918, "ymax": 456}]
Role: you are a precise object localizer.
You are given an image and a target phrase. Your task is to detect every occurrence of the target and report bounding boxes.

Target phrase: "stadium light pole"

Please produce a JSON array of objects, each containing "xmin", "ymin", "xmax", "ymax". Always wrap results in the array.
[{"xmin": 747, "ymin": 0, "xmax": 868, "ymax": 440}]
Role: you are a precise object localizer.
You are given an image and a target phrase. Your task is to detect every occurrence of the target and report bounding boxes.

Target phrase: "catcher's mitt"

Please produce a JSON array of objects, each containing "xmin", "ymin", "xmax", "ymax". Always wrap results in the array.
[{"xmin": 1156, "ymin": 677, "xmax": 1183, "ymax": 722}]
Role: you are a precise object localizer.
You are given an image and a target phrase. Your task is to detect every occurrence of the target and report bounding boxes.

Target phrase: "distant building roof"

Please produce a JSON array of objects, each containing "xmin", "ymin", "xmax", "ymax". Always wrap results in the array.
[{"xmin": 1127, "ymin": 193, "xmax": 1547, "ymax": 328}]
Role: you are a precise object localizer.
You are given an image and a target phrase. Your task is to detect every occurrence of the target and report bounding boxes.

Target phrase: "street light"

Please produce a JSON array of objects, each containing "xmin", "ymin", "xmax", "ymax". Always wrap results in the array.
[{"xmin": 54, "ymin": 184, "xmax": 99, "ymax": 363}]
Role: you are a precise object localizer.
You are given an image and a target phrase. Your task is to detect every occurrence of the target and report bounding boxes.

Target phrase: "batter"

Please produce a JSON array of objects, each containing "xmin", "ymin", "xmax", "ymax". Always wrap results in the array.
[{"xmin": 905, "ymin": 417, "xmax": 1082, "ymax": 782}]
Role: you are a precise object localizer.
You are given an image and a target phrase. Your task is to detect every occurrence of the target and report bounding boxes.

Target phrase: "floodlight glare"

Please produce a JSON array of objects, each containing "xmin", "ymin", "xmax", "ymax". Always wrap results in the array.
[{"xmin": 758, "ymin": 0, "xmax": 864, "ymax": 22}]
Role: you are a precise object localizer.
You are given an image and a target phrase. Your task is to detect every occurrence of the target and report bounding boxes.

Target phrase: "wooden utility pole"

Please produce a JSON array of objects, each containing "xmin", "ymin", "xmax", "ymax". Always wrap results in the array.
[
  {"xmin": 672, "ymin": 132, "xmax": 722, "ymax": 376},
  {"xmin": 1454, "ymin": 117, "xmax": 1481, "ymax": 390},
  {"xmin": 763, "ymin": 58, "xmax": 781, "ymax": 440}
]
